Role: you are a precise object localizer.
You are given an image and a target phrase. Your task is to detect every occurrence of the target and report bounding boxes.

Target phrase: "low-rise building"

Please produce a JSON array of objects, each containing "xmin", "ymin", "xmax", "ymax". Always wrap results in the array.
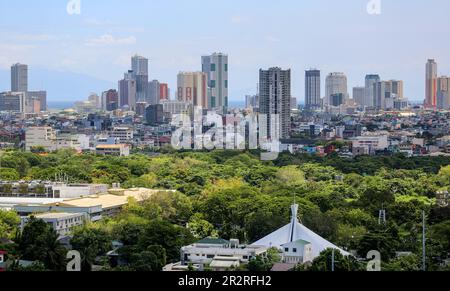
[
  {"xmin": 14, "ymin": 188, "xmax": 162, "ymax": 221},
  {"xmin": 20, "ymin": 212, "xmax": 87, "ymax": 237},
  {"xmin": 96, "ymin": 144, "xmax": 130, "ymax": 156},
  {"xmin": 25, "ymin": 126, "xmax": 56, "ymax": 152},
  {"xmin": 179, "ymin": 238, "xmax": 268, "ymax": 267}
]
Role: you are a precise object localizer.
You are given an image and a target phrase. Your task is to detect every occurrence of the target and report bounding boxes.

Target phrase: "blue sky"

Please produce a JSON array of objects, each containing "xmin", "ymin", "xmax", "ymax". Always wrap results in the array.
[{"xmin": 0, "ymin": 0, "xmax": 449, "ymax": 102}]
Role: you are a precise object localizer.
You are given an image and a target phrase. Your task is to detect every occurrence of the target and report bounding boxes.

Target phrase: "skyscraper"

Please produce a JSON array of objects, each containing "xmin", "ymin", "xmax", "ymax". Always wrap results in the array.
[
  {"xmin": 11, "ymin": 63, "xmax": 28, "ymax": 92},
  {"xmin": 425, "ymin": 59, "xmax": 438, "ymax": 109},
  {"xmin": 118, "ymin": 71, "xmax": 137, "ymax": 111},
  {"xmin": 325, "ymin": 73, "xmax": 348, "ymax": 106},
  {"xmin": 148, "ymin": 80, "xmax": 160, "ymax": 105},
  {"xmin": 201, "ymin": 53, "xmax": 228, "ymax": 113},
  {"xmin": 365, "ymin": 74, "xmax": 380, "ymax": 107},
  {"xmin": 353, "ymin": 87, "xmax": 365, "ymax": 107},
  {"xmin": 101, "ymin": 89, "xmax": 119, "ymax": 112},
  {"xmin": 159, "ymin": 83, "xmax": 170, "ymax": 102},
  {"xmin": 374, "ymin": 80, "xmax": 404, "ymax": 110},
  {"xmin": 0, "ymin": 92, "xmax": 26, "ymax": 112},
  {"xmin": 437, "ymin": 76, "xmax": 450, "ymax": 110},
  {"xmin": 177, "ymin": 72, "xmax": 208, "ymax": 108},
  {"xmin": 131, "ymin": 55, "xmax": 149, "ymax": 75},
  {"xmin": 259, "ymin": 67, "xmax": 291, "ymax": 139},
  {"xmin": 131, "ymin": 55, "xmax": 149, "ymax": 103},
  {"xmin": 305, "ymin": 69, "xmax": 321, "ymax": 110}
]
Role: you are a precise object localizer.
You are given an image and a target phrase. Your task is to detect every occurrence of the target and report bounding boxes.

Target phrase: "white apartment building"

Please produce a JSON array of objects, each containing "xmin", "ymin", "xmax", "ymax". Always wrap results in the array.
[
  {"xmin": 25, "ymin": 126, "xmax": 57, "ymax": 151},
  {"xmin": 21, "ymin": 212, "xmax": 87, "ymax": 237},
  {"xmin": 352, "ymin": 135, "xmax": 389, "ymax": 152},
  {"xmin": 110, "ymin": 127, "xmax": 134, "ymax": 143},
  {"xmin": 180, "ymin": 238, "xmax": 268, "ymax": 266}
]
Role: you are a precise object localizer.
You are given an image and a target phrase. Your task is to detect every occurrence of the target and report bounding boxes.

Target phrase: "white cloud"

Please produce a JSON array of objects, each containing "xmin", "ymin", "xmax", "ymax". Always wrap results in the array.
[{"xmin": 84, "ymin": 34, "xmax": 137, "ymax": 47}]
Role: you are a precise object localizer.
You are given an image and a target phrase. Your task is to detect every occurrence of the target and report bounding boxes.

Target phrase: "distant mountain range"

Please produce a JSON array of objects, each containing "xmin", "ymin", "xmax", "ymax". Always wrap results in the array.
[{"xmin": 0, "ymin": 67, "xmax": 116, "ymax": 103}]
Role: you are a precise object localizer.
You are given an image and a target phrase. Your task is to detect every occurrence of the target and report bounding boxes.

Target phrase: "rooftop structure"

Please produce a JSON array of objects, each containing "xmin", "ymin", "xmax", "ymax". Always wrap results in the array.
[{"xmin": 251, "ymin": 204, "xmax": 349, "ymax": 258}]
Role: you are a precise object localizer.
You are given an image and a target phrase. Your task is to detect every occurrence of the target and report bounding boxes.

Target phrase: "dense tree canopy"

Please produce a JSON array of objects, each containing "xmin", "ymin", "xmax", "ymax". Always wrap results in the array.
[{"xmin": 1, "ymin": 149, "xmax": 449, "ymax": 271}]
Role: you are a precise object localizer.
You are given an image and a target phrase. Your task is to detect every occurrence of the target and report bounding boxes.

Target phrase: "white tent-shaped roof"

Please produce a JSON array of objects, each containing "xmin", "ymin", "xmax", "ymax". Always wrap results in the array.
[{"xmin": 251, "ymin": 204, "xmax": 349, "ymax": 258}]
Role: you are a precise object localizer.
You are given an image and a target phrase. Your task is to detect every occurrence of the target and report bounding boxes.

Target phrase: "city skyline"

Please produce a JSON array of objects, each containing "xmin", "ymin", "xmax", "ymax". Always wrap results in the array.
[{"xmin": 0, "ymin": 0, "xmax": 449, "ymax": 103}]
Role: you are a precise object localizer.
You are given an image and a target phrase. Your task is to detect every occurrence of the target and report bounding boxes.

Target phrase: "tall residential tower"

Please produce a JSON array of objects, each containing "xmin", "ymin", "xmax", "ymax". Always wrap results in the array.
[
  {"xmin": 202, "ymin": 53, "xmax": 228, "ymax": 113},
  {"xmin": 259, "ymin": 67, "xmax": 291, "ymax": 139},
  {"xmin": 305, "ymin": 69, "xmax": 321, "ymax": 110},
  {"xmin": 11, "ymin": 63, "xmax": 28, "ymax": 92},
  {"xmin": 425, "ymin": 59, "xmax": 438, "ymax": 109}
]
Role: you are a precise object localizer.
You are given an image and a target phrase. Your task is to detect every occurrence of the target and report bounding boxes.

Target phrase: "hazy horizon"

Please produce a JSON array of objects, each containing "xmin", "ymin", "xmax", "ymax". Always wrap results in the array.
[{"xmin": 1, "ymin": 0, "xmax": 449, "ymax": 103}]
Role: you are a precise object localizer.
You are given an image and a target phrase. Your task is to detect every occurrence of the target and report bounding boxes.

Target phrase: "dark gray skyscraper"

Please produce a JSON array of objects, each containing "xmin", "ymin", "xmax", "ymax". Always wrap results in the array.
[
  {"xmin": 305, "ymin": 69, "xmax": 321, "ymax": 110},
  {"xmin": 11, "ymin": 63, "xmax": 28, "ymax": 92},
  {"xmin": 365, "ymin": 74, "xmax": 380, "ymax": 107},
  {"xmin": 202, "ymin": 53, "xmax": 228, "ymax": 114},
  {"xmin": 131, "ymin": 55, "xmax": 149, "ymax": 103},
  {"xmin": 259, "ymin": 67, "xmax": 291, "ymax": 139}
]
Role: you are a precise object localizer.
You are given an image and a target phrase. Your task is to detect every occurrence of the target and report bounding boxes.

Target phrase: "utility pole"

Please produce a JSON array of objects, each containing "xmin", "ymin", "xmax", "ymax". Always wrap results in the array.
[
  {"xmin": 331, "ymin": 249, "xmax": 335, "ymax": 272},
  {"xmin": 422, "ymin": 210, "xmax": 426, "ymax": 272}
]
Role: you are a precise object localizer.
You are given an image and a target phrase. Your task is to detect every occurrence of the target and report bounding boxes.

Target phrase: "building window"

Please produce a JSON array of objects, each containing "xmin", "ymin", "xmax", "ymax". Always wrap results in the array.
[
  {"xmin": 293, "ymin": 248, "xmax": 297, "ymax": 253},
  {"xmin": 225, "ymin": 64, "xmax": 228, "ymax": 72},
  {"xmin": 211, "ymin": 64, "xmax": 216, "ymax": 71},
  {"xmin": 284, "ymin": 248, "xmax": 289, "ymax": 252},
  {"xmin": 210, "ymin": 80, "xmax": 216, "ymax": 88}
]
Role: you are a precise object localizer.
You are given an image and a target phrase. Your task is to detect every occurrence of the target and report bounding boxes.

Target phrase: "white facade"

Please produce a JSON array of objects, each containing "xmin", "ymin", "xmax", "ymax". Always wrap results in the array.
[
  {"xmin": 281, "ymin": 240, "xmax": 314, "ymax": 264},
  {"xmin": 110, "ymin": 127, "xmax": 134, "ymax": 143},
  {"xmin": 202, "ymin": 53, "xmax": 228, "ymax": 113},
  {"xmin": 25, "ymin": 126, "xmax": 57, "ymax": 151},
  {"xmin": 21, "ymin": 212, "xmax": 87, "ymax": 237},
  {"xmin": 180, "ymin": 239, "xmax": 268, "ymax": 266},
  {"xmin": 352, "ymin": 135, "xmax": 389, "ymax": 151}
]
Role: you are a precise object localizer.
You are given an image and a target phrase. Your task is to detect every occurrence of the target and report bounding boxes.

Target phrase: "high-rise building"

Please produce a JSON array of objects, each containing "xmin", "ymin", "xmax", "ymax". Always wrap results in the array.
[
  {"xmin": 245, "ymin": 95, "xmax": 259, "ymax": 110},
  {"xmin": 437, "ymin": 76, "xmax": 450, "ymax": 110},
  {"xmin": 325, "ymin": 73, "xmax": 348, "ymax": 106},
  {"xmin": 159, "ymin": 83, "xmax": 170, "ymax": 102},
  {"xmin": 131, "ymin": 55, "xmax": 149, "ymax": 75},
  {"xmin": 101, "ymin": 89, "xmax": 119, "ymax": 111},
  {"xmin": 118, "ymin": 71, "xmax": 137, "ymax": 111},
  {"xmin": 353, "ymin": 87, "xmax": 365, "ymax": 107},
  {"xmin": 177, "ymin": 72, "xmax": 208, "ymax": 108},
  {"xmin": 374, "ymin": 81, "xmax": 390, "ymax": 110},
  {"xmin": 11, "ymin": 63, "xmax": 28, "ymax": 92},
  {"xmin": 305, "ymin": 69, "xmax": 321, "ymax": 110},
  {"xmin": 425, "ymin": 59, "xmax": 438, "ymax": 109},
  {"xmin": 146, "ymin": 104, "xmax": 164, "ymax": 125},
  {"xmin": 0, "ymin": 92, "xmax": 26, "ymax": 112},
  {"xmin": 390, "ymin": 80, "xmax": 404, "ymax": 99},
  {"xmin": 259, "ymin": 67, "xmax": 291, "ymax": 139},
  {"xmin": 374, "ymin": 80, "xmax": 404, "ymax": 110},
  {"xmin": 147, "ymin": 80, "xmax": 160, "ymax": 105},
  {"xmin": 131, "ymin": 55, "xmax": 149, "ymax": 103},
  {"xmin": 26, "ymin": 91, "xmax": 47, "ymax": 112},
  {"xmin": 365, "ymin": 74, "xmax": 380, "ymax": 107},
  {"xmin": 202, "ymin": 53, "xmax": 228, "ymax": 113}
]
